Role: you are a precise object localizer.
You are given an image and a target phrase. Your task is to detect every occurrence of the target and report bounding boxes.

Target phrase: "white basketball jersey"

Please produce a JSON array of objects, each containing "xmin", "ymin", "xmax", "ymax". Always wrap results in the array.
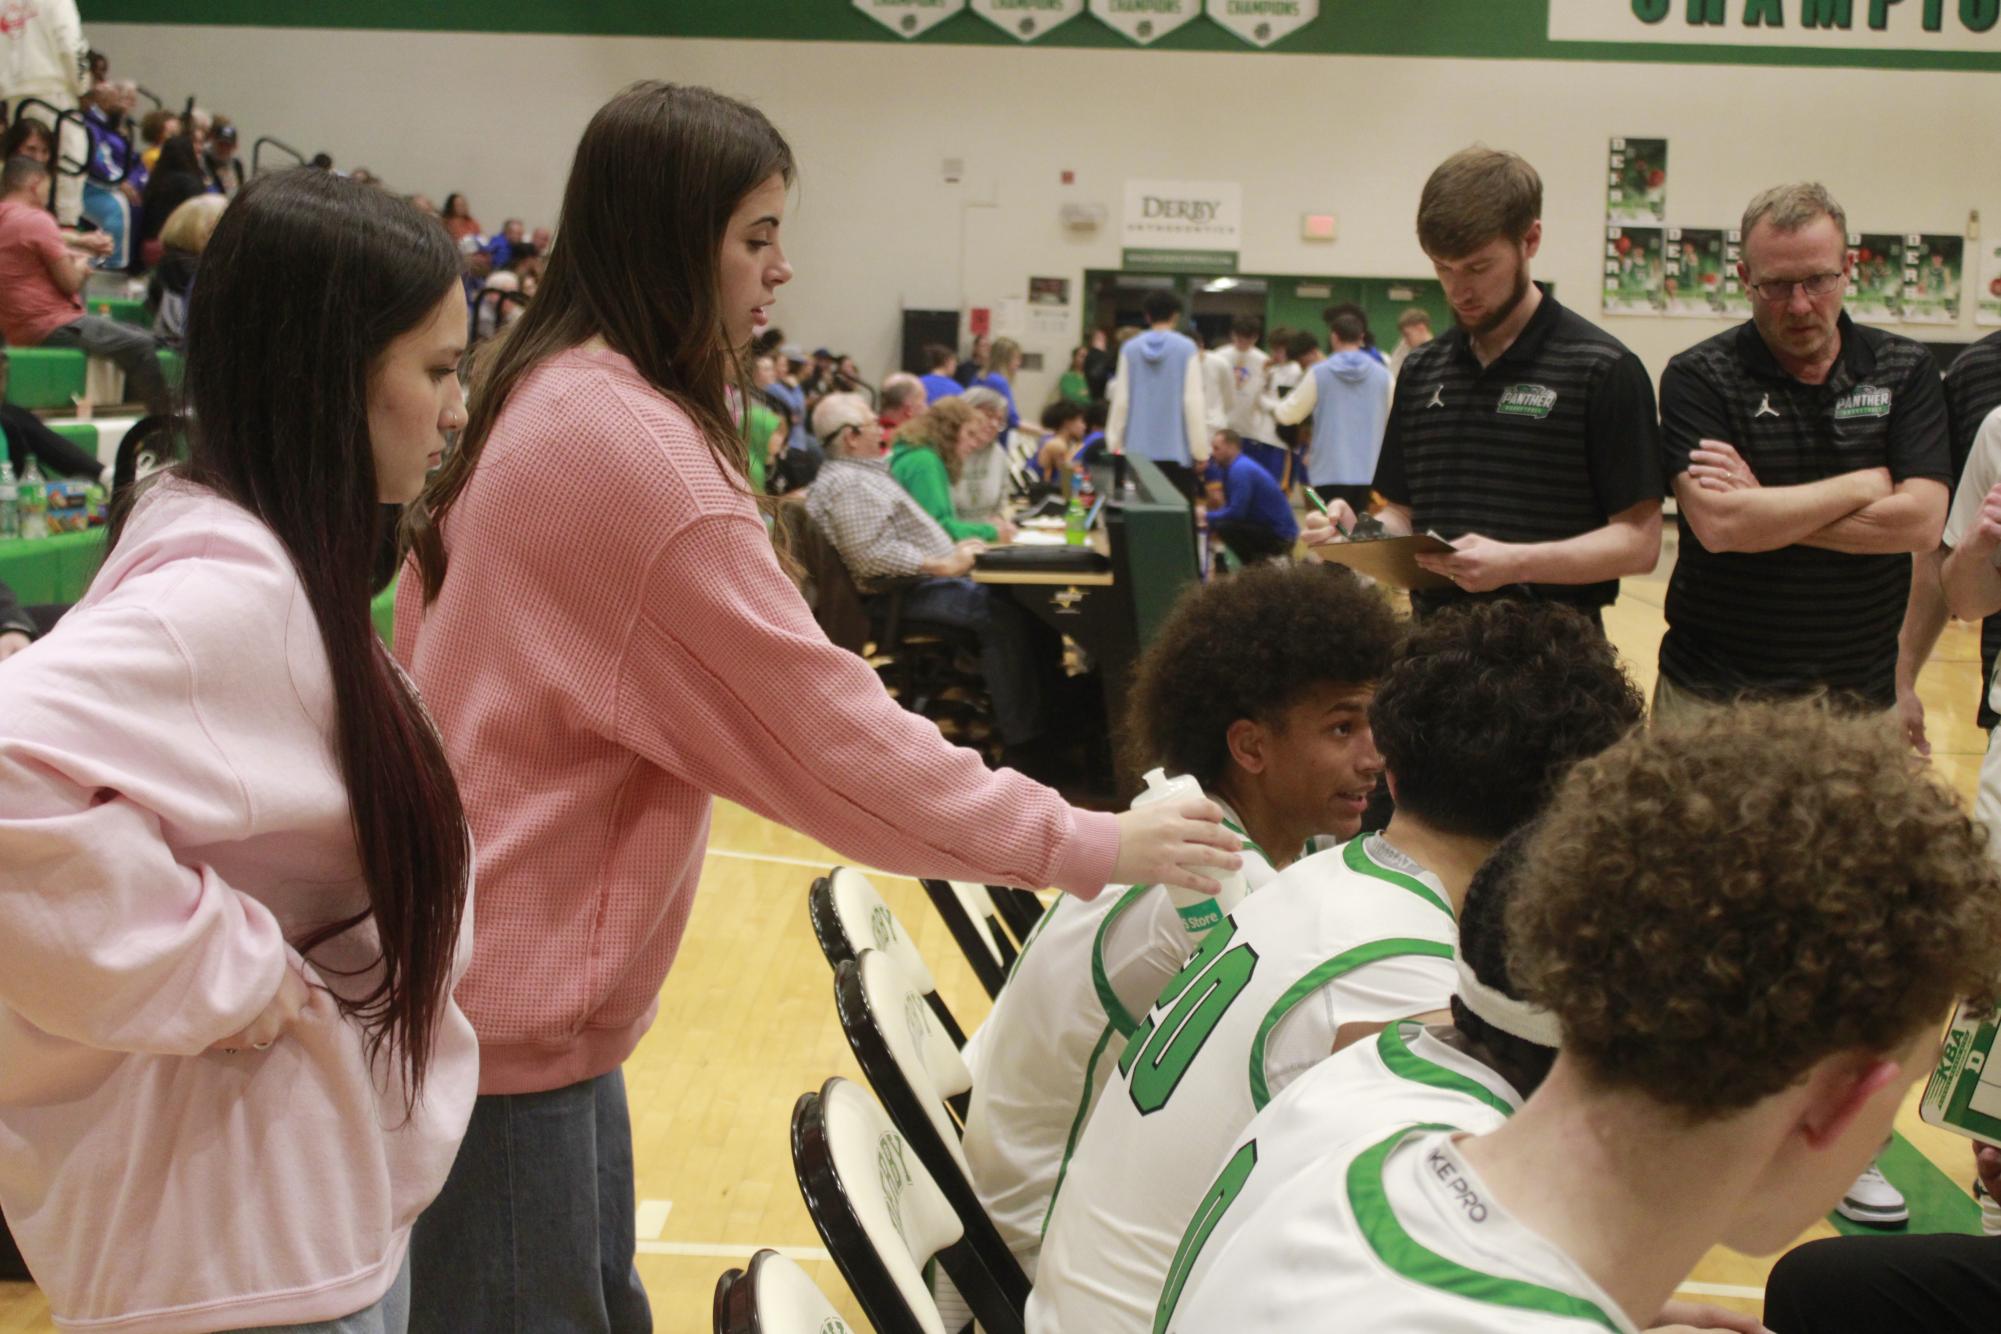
[
  {"xmin": 963, "ymin": 817, "xmax": 1283, "ymax": 1274},
  {"xmin": 1166, "ymin": 1127, "xmax": 1641, "ymax": 1333},
  {"xmin": 1154, "ymin": 1021, "xmax": 1523, "ymax": 1331},
  {"xmin": 1026, "ymin": 835, "xmax": 1460, "ymax": 1334}
]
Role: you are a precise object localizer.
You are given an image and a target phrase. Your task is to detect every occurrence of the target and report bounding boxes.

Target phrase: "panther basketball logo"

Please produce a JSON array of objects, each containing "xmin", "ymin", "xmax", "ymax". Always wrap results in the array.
[
  {"xmin": 1755, "ymin": 393, "xmax": 1781, "ymax": 419},
  {"xmin": 1424, "ymin": 385, "xmax": 1445, "ymax": 410}
]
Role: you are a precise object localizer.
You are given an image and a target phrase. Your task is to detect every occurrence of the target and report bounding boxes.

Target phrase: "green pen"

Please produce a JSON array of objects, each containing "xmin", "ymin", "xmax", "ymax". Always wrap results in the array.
[{"xmin": 1302, "ymin": 486, "xmax": 1351, "ymax": 536}]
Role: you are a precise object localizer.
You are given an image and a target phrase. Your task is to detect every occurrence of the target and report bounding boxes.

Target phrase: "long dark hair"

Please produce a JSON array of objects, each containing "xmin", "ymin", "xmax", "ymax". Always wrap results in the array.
[
  {"xmin": 407, "ymin": 81, "xmax": 794, "ymax": 602},
  {"xmin": 110, "ymin": 169, "xmax": 470, "ymax": 1100}
]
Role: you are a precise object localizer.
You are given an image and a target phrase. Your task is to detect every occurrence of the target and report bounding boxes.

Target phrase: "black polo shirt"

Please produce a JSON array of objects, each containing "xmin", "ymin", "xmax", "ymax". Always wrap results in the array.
[
  {"xmin": 1944, "ymin": 330, "xmax": 2001, "ymax": 727},
  {"xmin": 1373, "ymin": 286, "xmax": 1663, "ymax": 614},
  {"xmin": 1659, "ymin": 312, "xmax": 1951, "ymax": 707}
]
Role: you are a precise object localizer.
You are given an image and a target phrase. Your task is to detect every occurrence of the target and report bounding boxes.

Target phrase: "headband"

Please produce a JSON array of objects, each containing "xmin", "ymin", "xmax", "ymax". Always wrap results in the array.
[{"xmin": 1456, "ymin": 958, "xmax": 1564, "ymax": 1048}]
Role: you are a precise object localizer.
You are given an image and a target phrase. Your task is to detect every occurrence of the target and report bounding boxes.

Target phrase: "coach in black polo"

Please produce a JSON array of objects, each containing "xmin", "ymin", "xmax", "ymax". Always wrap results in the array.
[
  {"xmin": 1363, "ymin": 148, "xmax": 1663, "ymax": 625},
  {"xmin": 1657, "ymin": 183, "xmax": 1949, "ymax": 722}
]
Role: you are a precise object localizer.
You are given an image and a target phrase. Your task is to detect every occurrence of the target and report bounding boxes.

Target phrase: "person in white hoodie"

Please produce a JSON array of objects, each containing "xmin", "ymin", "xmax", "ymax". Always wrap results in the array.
[
  {"xmin": 0, "ymin": 169, "xmax": 477, "ymax": 1333},
  {"xmin": 0, "ymin": 0, "xmax": 90, "ymax": 223}
]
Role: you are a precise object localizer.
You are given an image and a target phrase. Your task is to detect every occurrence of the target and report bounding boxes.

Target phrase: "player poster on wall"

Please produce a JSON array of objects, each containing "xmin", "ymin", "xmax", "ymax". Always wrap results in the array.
[
  {"xmin": 1846, "ymin": 233, "xmax": 1906, "ymax": 322},
  {"xmin": 1978, "ymin": 239, "xmax": 2001, "ymax": 327},
  {"xmin": 1662, "ymin": 227, "xmax": 1746, "ymax": 317},
  {"xmin": 1603, "ymin": 225, "xmax": 1665, "ymax": 315},
  {"xmin": 1607, "ymin": 137, "xmax": 1667, "ymax": 225},
  {"xmin": 1901, "ymin": 233, "xmax": 1963, "ymax": 325}
]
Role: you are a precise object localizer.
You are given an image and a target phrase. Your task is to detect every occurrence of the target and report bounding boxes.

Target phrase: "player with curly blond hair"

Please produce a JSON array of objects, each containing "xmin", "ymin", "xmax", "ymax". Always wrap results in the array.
[{"xmin": 1163, "ymin": 699, "xmax": 2001, "ymax": 1333}]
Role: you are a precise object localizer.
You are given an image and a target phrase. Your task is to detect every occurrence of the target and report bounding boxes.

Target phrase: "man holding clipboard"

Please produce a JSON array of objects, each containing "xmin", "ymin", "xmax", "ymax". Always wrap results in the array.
[{"xmin": 1316, "ymin": 149, "xmax": 1663, "ymax": 630}]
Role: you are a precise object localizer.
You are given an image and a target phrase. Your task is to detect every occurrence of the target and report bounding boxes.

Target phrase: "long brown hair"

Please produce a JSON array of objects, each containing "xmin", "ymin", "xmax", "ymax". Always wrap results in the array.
[
  {"xmin": 407, "ymin": 82, "xmax": 795, "ymax": 602},
  {"xmin": 109, "ymin": 169, "xmax": 470, "ymax": 1101}
]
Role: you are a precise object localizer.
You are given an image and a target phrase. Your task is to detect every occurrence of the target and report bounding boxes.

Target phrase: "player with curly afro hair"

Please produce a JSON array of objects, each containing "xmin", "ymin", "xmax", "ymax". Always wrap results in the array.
[
  {"xmin": 1439, "ymin": 700, "xmax": 2001, "ymax": 1330},
  {"xmin": 1125, "ymin": 561, "xmax": 1398, "ymax": 859}
]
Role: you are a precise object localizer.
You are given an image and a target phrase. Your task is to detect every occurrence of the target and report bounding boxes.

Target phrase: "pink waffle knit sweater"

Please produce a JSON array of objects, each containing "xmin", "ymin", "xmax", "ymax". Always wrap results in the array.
[{"xmin": 396, "ymin": 344, "xmax": 1120, "ymax": 1096}]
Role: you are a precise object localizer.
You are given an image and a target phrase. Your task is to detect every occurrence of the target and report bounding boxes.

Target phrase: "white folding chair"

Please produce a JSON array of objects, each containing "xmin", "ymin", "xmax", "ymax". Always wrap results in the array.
[
  {"xmin": 712, "ymin": 1248, "xmax": 854, "ymax": 1334},
  {"xmin": 791, "ymin": 1077, "xmax": 1019, "ymax": 1334},
  {"xmin": 920, "ymin": 878, "xmax": 1012, "ymax": 998},
  {"xmin": 809, "ymin": 866, "xmax": 969, "ymax": 1045},
  {"xmin": 836, "ymin": 950, "xmax": 1028, "ymax": 1314}
]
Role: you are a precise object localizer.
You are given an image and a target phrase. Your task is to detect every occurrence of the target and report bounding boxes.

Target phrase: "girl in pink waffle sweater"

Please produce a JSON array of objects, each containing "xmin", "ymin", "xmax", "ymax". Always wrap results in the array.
[
  {"xmin": 396, "ymin": 82, "xmax": 1239, "ymax": 1330},
  {"xmin": 0, "ymin": 172, "xmax": 477, "ymax": 1331}
]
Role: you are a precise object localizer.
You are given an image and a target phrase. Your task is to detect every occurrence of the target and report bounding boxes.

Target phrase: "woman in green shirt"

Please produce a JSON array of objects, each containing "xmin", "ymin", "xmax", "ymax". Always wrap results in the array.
[
  {"xmin": 1057, "ymin": 344, "xmax": 1093, "ymax": 407},
  {"xmin": 888, "ymin": 397, "xmax": 1017, "ymax": 544}
]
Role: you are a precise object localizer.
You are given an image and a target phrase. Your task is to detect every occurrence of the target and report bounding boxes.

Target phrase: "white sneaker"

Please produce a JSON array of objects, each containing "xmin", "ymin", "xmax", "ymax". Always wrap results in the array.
[
  {"xmin": 1975, "ymin": 1175, "xmax": 2001, "ymax": 1236},
  {"xmin": 1837, "ymin": 1161, "xmax": 1910, "ymax": 1227}
]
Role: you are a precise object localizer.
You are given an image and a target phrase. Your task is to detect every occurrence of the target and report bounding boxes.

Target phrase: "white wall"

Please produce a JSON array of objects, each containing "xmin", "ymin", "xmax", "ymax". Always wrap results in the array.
[{"xmin": 94, "ymin": 23, "xmax": 1995, "ymax": 406}]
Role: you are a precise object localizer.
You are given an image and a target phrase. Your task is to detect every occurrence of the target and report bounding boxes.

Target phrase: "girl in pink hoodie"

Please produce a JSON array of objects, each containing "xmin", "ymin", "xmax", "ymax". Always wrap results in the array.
[
  {"xmin": 0, "ymin": 171, "xmax": 477, "ymax": 1332},
  {"xmin": 395, "ymin": 82, "xmax": 1240, "ymax": 1330}
]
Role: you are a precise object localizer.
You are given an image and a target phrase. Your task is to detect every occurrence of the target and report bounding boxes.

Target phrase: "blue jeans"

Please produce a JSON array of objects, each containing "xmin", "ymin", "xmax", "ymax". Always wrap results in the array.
[
  {"xmin": 231, "ymin": 1253, "xmax": 410, "ymax": 1333},
  {"xmin": 889, "ymin": 576, "xmax": 1047, "ymax": 746},
  {"xmin": 408, "ymin": 1069, "xmax": 650, "ymax": 1333}
]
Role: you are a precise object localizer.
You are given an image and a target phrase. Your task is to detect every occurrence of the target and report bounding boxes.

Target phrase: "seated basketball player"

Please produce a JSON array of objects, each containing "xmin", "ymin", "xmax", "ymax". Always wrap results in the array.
[
  {"xmin": 1027, "ymin": 602, "xmax": 1644, "ymax": 1333},
  {"xmin": 961, "ymin": 562, "xmax": 1398, "ymax": 1276}
]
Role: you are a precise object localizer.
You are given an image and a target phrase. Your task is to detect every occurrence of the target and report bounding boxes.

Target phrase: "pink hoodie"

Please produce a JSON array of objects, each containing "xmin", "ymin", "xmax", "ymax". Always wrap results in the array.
[
  {"xmin": 397, "ymin": 344, "xmax": 1120, "ymax": 1096},
  {"xmin": 0, "ymin": 480, "xmax": 477, "ymax": 1332}
]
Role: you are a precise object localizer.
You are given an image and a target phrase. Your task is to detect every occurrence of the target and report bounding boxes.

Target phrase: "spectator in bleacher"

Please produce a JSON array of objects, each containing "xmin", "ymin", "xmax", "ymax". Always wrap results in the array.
[
  {"xmin": 0, "ymin": 155, "xmax": 170, "ymax": 414},
  {"xmin": 919, "ymin": 342, "xmax": 962, "ymax": 403},
  {"xmin": 395, "ymin": 88, "xmax": 1236, "ymax": 1326},
  {"xmin": 79, "ymin": 79, "xmax": 138, "ymax": 268},
  {"xmin": 146, "ymin": 191, "xmax": 226, "ymax": 345},
  {"xmin": 0, "ymin": 351, "xmax": 110, "ymax": 481},
  {"xmin": 137, "ymin": 108, "xmax": 178, "ymax": 173},
  {"xmin": 889, "ymin": 395, "xmax": 1017, "ymax": 544},
  {"xmin": 135, "ymin": 133, "xmax": 205, "ymax": 269},
  {"xmin": 482, "ymin": 217, "xmax": 524, "ymax": 271},
  {"xmin": 439, "ymin": 192, "xmax": 480, "ymax": 241},
  {"xmin": 472, "ymin": 268, "xmax": 521, "ymax": 342},
  {"xmin": 0, "ymin": 165, "xmax": 478, "ymax": 1334},
  {"xmin": 205, "ymin": 116, "xmax": 244, "ymax": 197},
  {"xmin": 741, "ymin": 353, "xmax": 786, "ymax": 495},
  {"xmin": 513, "ymin": 252, "xmax": 543, "ymax": 298},
  {"xmin": 769, "ymin": 342, "xmax": 814, "ymax": 465},
  {"xmin": 953, "ymin": 383, "xmax": 1013, "ymax": 523},
  {"xmin": 0, "ymin": 0, "xmax": 90, "ymax": 223},
  {"xmin": 878, "ymin": 370, "xmax": 926, "ymax": 436},
  {"xmin": 1389, "ymin": 305, "xmax": 1434, "ymax": 377},
  {"xmin": 408, "ymin": 192, "xmax": 439, "ymax": 217},
  {"xmin": 974, "ymin": 335, "xmax": 1023, "ymax": 434},
  {"xmin": 1204, "ymin": 427, "xmax": 1300, "ymax": 565}
]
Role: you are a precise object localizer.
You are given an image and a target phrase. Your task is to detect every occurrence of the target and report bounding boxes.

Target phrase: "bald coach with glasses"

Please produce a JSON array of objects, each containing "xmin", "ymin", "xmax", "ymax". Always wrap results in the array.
[{"xmin": 1655, "ymin": 184, "xmax": 1950, "ymax": 745}]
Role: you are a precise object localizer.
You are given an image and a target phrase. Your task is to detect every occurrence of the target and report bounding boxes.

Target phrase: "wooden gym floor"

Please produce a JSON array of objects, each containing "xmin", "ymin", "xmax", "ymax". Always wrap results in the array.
[{"xmin": 2, "ymin": 543, "xmax": 1993, "ymax": 1332}]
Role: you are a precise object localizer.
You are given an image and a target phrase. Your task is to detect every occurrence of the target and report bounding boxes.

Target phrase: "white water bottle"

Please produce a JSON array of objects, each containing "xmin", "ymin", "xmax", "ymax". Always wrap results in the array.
[{"xmin": 1131, "ymin": 767, "xmax": 1250, "ymax": 934}]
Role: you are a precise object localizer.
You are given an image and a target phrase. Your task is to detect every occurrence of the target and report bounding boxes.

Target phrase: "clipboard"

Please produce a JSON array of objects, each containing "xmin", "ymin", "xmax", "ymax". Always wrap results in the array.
[
  {"xmin": 1313, "ymin": 532, "xmax": 1458, "ymax": 591},
  {"xmin": 1920, "ymin": 998, "xmax": 2001, "ymax": 1148}
]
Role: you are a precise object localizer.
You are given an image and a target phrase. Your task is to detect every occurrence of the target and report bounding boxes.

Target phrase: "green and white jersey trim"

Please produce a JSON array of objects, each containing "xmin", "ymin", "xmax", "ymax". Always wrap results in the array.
[{"xmin": 1347, "ymin": 1127, "xmax": 1638, "ymax": 1332}]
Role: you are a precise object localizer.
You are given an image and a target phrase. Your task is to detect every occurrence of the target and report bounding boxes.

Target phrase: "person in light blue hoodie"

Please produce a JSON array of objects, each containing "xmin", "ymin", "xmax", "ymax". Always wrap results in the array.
[
  {"xmin": 1277, "ymin": 310, "xmax": 1393, "ymax": 513},
  {"xmin": 1106, "ymin": 289, "xmax": 1210, "ymax": 498}
]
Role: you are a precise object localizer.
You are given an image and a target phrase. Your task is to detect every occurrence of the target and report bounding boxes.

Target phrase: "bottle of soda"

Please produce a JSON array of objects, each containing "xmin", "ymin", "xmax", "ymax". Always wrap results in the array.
[
  {"xmin": 0, "ymin": 461, "xmax": 18, "ymax": 541},
  {"xmin": 1065, "ymin": 488, "xmax": 1086, "ymax": 546},
  {"xmin": 18, "ymin": 459, "xmax": 48, "ymax": 541},
  {"xmin": 85, "ymin": 482, "xmax": 108, "ymax": 527}
]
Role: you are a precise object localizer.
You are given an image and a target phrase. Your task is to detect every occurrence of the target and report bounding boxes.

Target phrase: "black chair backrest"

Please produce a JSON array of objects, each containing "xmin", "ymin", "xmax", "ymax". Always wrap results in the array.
[
  {"xmin": 919, "ymin": 879, "xmax": 1009, "ymax": 1000},
  {"xmin": 835, "ymin": 952, "xmax": 1030, "ymax": 1315},
  {"xmin": 988, "ymin": 886, "xmax": 1049, "ymax": 943},
  {"xmin": 792, "ymin": 1078, "xmax": 1020, "ymax": 1334}
]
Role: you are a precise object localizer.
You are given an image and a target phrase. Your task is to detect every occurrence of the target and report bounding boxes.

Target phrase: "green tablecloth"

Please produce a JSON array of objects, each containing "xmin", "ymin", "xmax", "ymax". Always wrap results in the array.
[
  {"xmin": 0, "ymin": 528, "xmax": 104, "ymax": 604},
  {"xmin": 0, "ymin": 527, "xmax": 398, "ymax": 645}
]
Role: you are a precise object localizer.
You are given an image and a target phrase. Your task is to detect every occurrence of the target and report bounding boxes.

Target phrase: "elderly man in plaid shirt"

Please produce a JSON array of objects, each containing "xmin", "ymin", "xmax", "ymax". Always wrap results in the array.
[{"xmin": 805, "ymin": 392, "xmax": 1055, "ymax": 767}]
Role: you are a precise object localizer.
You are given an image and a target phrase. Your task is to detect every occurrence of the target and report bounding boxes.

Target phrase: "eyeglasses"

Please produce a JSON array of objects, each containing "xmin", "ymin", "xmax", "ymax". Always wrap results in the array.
[{"xmin": 1747, "ymin": 272, "xmax": 1846, "ymax": 304}]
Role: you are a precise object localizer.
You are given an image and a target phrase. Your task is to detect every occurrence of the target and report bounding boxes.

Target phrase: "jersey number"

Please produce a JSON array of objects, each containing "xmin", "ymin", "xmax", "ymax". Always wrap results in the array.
[
  {"xmin": 1154, "ymin": 1139, "xmax": 1259, "ymax": 1333},
  {"xmin": 1118, "ymin": 917, "xmax": 1260, "ymax": 1115}
]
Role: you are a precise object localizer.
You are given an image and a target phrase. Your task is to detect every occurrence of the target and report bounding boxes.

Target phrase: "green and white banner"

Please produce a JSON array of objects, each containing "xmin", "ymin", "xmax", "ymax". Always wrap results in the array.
[
  {"xmin": 1088, "ymin": 0, "xmax": 1203, "ymax": 44},
  {"xmin": 854, "ymin": 0, "xmax": 965, "ymax": 38},
  {"xmin": 1550, "ymin": 0, "xmax": 2001, "ymax": 53},
  {"xmin": 971, "ymin": 0, "xmax": 1085, "ymax": 40},
  {"xmin": 1205, "ymin": 0, "xmax": 1318, "ymax": 47}
]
